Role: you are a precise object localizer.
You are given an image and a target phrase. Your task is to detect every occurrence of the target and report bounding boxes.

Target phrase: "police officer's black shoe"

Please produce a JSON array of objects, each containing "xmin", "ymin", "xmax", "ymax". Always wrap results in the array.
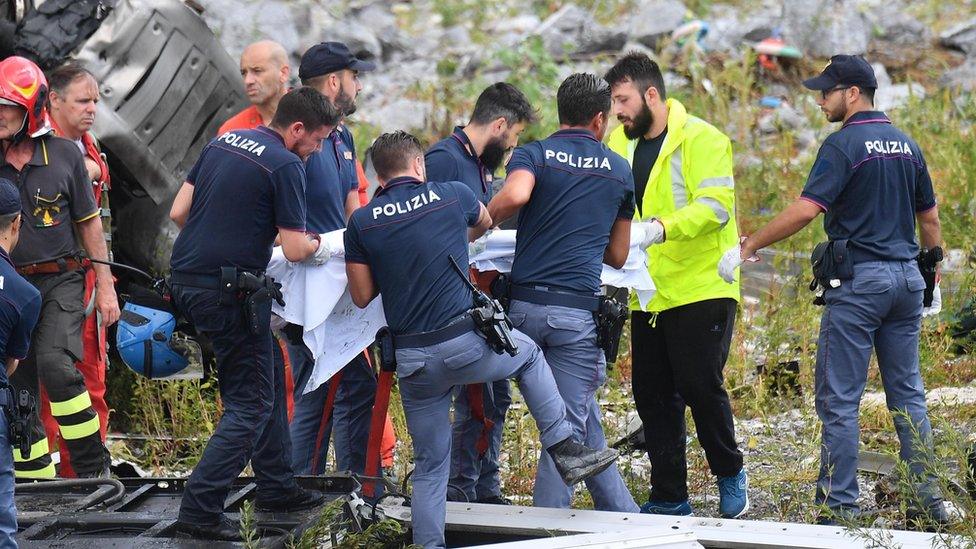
[
  {"xmin": 255, "ymin": 487, "xmax": 327, "ymax": 513},
  {"xmin": 172, "ymin": 515, "xmax": 242, "ymax": 541},
  {"xmin": 474, "ymin": 495, "xmax": 512, "ymax": 505},
  {"xmin": 548, "ymin": 438, "xmax": 619, "ymax": 486},
  {"xmin": 906, "ymin": 501, "xmax": 965, "ymax": 530}
]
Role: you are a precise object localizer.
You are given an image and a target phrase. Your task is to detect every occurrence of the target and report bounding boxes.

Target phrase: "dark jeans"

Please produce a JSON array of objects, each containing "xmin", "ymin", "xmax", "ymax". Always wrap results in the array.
[
  {"xmin": 172, "ymin": 284, "xmax": 297, "ymax": 524},
  {"xmin": 631, "ymin": 298, "xmax": 743, "ymax": 503},
  {"xmin": 286, "ymin": 338, "xmax": 375, "ymax": 475}
]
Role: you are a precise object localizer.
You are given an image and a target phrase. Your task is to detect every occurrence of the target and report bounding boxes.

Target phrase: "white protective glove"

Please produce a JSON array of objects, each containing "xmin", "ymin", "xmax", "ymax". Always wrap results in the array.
[
  {"xmin": 308, "ymin": 235, "xmax": 332, "ymax": 266},
  {"xmin": 635, "ymin": 219, "xmax": 665, "ymax": 249},
  {"xmin": 922, "ymin": 285, "xmax": 942, "ymax": 317},
  {"xmin": 468, "ymin": 230, "xmax": 491, "ymax": 259},
  {"xmin": 718, "ymin": 245, "xmax": 744, "ymax": 284}
]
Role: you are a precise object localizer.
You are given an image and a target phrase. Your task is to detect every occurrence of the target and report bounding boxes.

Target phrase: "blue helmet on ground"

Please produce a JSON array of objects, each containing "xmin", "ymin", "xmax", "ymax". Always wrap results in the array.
[{"xmin": 116, "ymin": 301, "xmax": 193, "ymax": 378}]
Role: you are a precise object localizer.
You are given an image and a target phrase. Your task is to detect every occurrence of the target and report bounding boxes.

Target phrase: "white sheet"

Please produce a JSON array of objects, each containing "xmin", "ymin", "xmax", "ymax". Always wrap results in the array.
[
  {"xmin": 268, "ymin": 227, "xmax": 656, "ymax": 395},
  {"xmin": 468, "ymin": 229, "xmax": 656, "ymax": 308},
  {"xmin": 266, "ymin": 230, "xmax": 385, "ymax": 395}
]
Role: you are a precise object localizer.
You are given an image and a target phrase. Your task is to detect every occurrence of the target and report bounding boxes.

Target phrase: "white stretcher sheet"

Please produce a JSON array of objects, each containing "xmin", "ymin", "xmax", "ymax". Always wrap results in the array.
[
  {"xmin": 266, "ymin": 230, "xmax": 385, "ymax": 395},
  {"xmin": 468, "ymin": 229, "xmax": 656, "ymax": 308},
  {"xmin": 268, "ymin": 228, "xmax": 656, "ymax": 394}
]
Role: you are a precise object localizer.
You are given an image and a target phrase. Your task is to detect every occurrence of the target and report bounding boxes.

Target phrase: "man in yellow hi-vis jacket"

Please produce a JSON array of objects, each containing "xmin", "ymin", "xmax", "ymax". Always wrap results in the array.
[{"xmin": 604, "ymin": 53, "xmax": 747, "ymax": 518}]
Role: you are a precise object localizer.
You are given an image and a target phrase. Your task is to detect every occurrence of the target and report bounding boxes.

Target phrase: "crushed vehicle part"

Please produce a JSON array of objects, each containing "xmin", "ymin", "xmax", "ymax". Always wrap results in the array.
[
  {"xmin": 4, "ymin": 0, "xmax": 247, "ymax": 276},
  {"xmin": 17, "ymin": 474, "xmax": 361, "ymax": 548},
  {"xmin": 13, "ymin": 0, "xmax": 114, "ymax": 70}
]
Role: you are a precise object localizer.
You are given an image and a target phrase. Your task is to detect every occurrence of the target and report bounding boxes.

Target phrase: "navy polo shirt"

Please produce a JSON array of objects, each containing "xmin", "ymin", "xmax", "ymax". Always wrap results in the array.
[
  {"xmin": 170, "ymin": 126, "xmax": 307, "ymax": 274},
  {"xmin": 305, "ymin": 124, "xmax": 359, "ymax": 233},
  {"xmin": 344, "ymin": 177, "xmax": 481, "ymax": 334},
  {"xmin": 425, "ymin": 126, "xmax": 493, "ymax": 204},
  {"xmin": 0, "ymin": 247, "xmax": 40, "ymax": 385},
  {"xmin": 507, "ymin": 129, "xmax": 636, "ymax": 294},
  {"xmin": 800, "ymin": 111, "xmax": 936, "ymax": 262}
]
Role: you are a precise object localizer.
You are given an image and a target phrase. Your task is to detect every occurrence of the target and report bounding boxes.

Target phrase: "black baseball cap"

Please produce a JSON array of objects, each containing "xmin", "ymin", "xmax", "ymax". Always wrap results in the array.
[
  {"xmin": 0, "ymin": 178, "xmax": 21, "ymax": 216},
  {"xmin": 802, "ymin": 55, "xmax": 878, "ymax": 91},
  {"xmin": 299, "ymin": 42, "xmax": 377, "ymax": 80}
]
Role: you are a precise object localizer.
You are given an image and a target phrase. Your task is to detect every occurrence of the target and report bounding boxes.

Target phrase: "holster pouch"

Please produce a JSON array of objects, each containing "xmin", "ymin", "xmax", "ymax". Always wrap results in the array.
[
  {"xmin": 237, "ymin": 272, "xmax": 284, "ymax": 336},
  {"xmin": 809, "ymin": 239, "xmax": 854, "ymax": 305},
  {"xmin": 917, "ymin": 246, "xmax": 943, "ymax": 307},
  {"xmin": 376, "ymin": 327, "xmax": 396, "ymax": 372},
  {"xmin": 471, "ymin": 302, "xmax": 519, "ymax": 357},
  {"xmin": 489, "ymin": 273, "xmax": 511, "ymax": 310},
  {"xmin": 447, "ymin": 254, "xmax": 518, "ymax": 356},
  {"xmin": 595, "ymin": 293, "xmax": 629, "ymax": 363},
  {"xmin": 218, "ymin": 266, "xmax": 237, "ymax": 305},
  {"xmin": 3, "ymin": 387, "xmax": 34, "ymax": 458}
]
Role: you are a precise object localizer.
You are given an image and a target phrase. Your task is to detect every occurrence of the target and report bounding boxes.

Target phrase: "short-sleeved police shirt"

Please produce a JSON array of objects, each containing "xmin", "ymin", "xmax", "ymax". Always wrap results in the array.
[
  {"xmin": 506, "ymin": 129, "xmax": 636, "ymax": 293},
  {"xmin": 344, "ymin": 177, "xmax": 481, "ymax": 335},
  {"xmin": 305, "ymin": 124, "xmax": 359, "ymax": 233},
  {"xmin": 0, "ymin": 246, "xmax": 41, "ymax": 385},
  {"xmin": 425, "ymin": 126, "xmax": 493, "ymax": 204},
  {"xmin": 0, "ymin": 136, "xmax": 98, "ymax": 266},
  {"xmin": 800, "ymin": 111, "xmax": 936, "ymax": 262},
  {"xmin": 170, "ymin": 126, "xmax": 307, "ymax": 274}
]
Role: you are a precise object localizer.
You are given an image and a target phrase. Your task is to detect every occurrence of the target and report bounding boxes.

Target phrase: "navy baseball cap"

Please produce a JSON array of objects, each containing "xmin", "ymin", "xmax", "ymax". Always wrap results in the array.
[
  {"xmin": 802, "ymin": 55, "xmax": 878, "ymax": 91},
  {"xmin": 0, "ymin": 178, "xmax": 20, "ymax": 216},
  {"xmin": 299, "ymin": 42, "xmax": 377, "ymax": 80}
]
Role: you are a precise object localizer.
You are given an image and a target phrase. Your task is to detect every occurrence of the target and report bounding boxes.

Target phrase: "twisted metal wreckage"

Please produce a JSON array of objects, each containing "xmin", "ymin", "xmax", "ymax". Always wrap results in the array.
[{"xmin": 1, "ymin": 0, "xmax": 971, "ymax": 546}]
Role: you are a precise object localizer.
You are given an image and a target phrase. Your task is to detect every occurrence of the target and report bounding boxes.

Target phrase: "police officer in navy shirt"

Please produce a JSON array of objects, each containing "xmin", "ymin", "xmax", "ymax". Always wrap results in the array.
[
  {"xmin": 425, "ymin": 82, "xmax": 536, "ymax": 505},
  {"xmin": 167, "ymin": 87, "xmax": 338, "ymax": 540},
  {"xmin": 719, "ymin": 55, "xmax": 955, "ymax": 525},
  {"xmin": 285, "ymin": 41, "xmax": 378, "ymax": 476},
  {"xmin": 426, "ymin": 82, "xmax": 535, "ymax": 203},
  {"xmin": 0, "ymin": 178, "xmax": 41, "ymax": 547},
  {"xmin": 344, "ymin": 131, "xmax": 618, "ymax": 549},
  {"xmin": 488, "ymin": 73, "xmax": 638, "ymax": 513}
]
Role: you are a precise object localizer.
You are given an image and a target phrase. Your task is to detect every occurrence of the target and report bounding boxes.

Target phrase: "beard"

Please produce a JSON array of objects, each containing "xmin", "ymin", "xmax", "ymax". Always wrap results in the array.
[
  {"xmin": 335, "ymin": 88, "xmax": 357, "ymax": 116},
  {"xmin": 825, "ymin": 103, "xmax": 846, "ymax": 123},
  {"xmin": 621, "ymin": 100, "xmax": 653, "ymax": 140},
  {"xmin": 480, "ymin": 136, "xmax": 508, "ymax": 173}
]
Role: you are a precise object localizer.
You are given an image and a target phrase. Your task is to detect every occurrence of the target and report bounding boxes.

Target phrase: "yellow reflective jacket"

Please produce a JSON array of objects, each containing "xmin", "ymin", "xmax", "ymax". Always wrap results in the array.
[{"xmin": 607, "ymin": 98, "xmax": 740, "ymax": 312}]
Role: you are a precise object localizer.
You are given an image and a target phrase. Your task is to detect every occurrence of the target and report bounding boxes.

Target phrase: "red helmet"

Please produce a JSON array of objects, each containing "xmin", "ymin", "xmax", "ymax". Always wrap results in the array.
[{"xmin": 0, "ymin": 56, "xmax": 51, "ymax": 140}]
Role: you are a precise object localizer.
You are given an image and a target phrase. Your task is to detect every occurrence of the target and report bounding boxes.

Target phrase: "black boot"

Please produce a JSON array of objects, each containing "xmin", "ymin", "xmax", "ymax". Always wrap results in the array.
[
  {"xmin": 255, "ymin": 487, "xmax": 326, "ymax": 513},
  {"xmin": 474, "ymin": 495, "xmax": 512, "ymax": 505},
  {"xmin": 547, "ymin": 438, "xmax": 619, "ymax": 486},
  {"xmin": 907, "ymin": 500, "xmax": 964, "ymax": 530},
  {"xmin": 172, "ymin": 515, "xmax": 242, "ymax": 541}
]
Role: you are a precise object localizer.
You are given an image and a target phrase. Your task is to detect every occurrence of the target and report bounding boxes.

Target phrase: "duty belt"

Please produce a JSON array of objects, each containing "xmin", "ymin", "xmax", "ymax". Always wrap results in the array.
[
  {"xmin": 169, "ymin": 271, "xmax": 225, "ymax": 290},
  {"xmin": 16, "ymin": 257, "xmax": 86, "ymax": 276},
  {"xmin": 393, "ymin": 314, "xmax": 477, "ymax": 349},
  {"xmin": 510, "ymin": 284, "xmax": 601, "ymax": 312},
  {"xmin": 170, "ymin": 268, "xmax": 270, "ymax": 294},
  {"xmin": 170, "ymin": 268, "xmax": 284, "ymax": 336}
]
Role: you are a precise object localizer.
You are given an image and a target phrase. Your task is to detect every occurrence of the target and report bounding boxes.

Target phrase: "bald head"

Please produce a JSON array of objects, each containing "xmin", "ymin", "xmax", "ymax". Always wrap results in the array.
[{"xmin": 240, "ymin": 40, "xmax": 290, "ymax": 108}]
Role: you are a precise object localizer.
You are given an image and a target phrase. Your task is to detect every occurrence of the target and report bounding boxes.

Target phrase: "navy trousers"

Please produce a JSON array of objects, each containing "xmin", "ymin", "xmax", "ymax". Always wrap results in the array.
[{"xmin": 172, "ymin": 285, "xmax": 297, "ymax": 524}]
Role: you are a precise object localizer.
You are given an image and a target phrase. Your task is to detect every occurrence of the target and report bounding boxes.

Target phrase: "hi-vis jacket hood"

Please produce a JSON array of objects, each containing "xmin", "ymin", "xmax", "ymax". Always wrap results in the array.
[{"xmin": 607, "ymin": 98, "xmax": 740, "ymax": 312}]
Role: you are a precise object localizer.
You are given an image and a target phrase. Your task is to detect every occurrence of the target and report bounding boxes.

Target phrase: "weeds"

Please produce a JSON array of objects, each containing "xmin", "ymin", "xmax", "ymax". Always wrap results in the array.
[{"xmin": 236, "ymin": 497, "xmax": 418, "ymax": 549}]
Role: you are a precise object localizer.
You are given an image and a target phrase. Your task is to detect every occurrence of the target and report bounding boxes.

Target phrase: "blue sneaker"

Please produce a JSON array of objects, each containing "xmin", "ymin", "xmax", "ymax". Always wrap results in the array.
[
  {"xmin": 640, "ymin": 499, "xmax": 693, "ymax": 516},
  {"xmin": 717, "ymin": 469, "xmax": 749, "ymax": 518}
]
